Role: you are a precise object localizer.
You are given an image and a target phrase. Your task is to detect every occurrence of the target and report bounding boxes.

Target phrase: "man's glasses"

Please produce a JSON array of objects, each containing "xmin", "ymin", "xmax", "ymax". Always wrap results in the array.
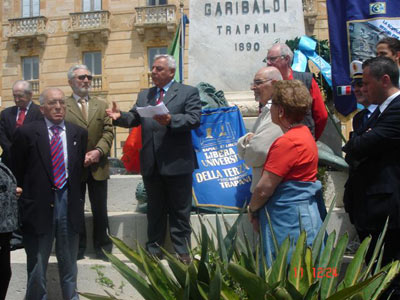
[
  {"xmin": 262, "ymin": 55, "xmax": 285, "ymax": 63},
  {"xmin": 250, "ymin": 79, "xmax": 272, "ymax": 87},
  {"xmin": 77, "ymin": 75, "xmax": 93, "ymax": 81}
]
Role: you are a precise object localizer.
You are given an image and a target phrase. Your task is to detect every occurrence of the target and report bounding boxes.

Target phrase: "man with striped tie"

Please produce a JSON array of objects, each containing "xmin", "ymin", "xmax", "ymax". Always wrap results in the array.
[{"xmin": 11, "ymin": 88, "xmax": 87, "ymax": 300}]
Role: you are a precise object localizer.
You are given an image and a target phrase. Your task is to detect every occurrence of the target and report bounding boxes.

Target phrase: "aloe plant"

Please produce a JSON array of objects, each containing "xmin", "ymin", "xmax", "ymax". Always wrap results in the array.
[{"xmin": 81, "ymin": 204, "xmax": 400, "ymax": 300}]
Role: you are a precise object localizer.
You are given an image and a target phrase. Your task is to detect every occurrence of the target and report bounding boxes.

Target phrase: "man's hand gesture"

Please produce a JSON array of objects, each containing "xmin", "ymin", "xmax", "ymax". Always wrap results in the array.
[{"xmin": 106, "ymin": 101, "xmax": 121, "ymax": 120}]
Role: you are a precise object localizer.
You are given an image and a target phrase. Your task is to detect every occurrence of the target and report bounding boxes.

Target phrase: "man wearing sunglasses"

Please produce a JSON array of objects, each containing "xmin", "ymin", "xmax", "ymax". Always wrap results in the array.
[
  {"xmin": 65, "ymin": 64, "xmax": 114, "ymax": 261},
  {"xmin": 264, "ymin": 43, "xmax": 328, "ymax": 140}
]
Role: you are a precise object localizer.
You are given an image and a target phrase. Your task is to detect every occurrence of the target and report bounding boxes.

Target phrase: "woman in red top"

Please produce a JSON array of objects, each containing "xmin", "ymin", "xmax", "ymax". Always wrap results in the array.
[{"xmin": 248, "ymin": 80, "xmax": 325, "ymax": 267}]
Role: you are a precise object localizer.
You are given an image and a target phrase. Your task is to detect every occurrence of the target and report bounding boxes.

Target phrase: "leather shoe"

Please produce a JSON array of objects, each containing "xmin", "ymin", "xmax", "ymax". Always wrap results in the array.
[
  {"xmin": 95, "ymin": 251, "xmax": 109, "ymax": 262},
  {"xmin": 177, "ymin": 253, "xmax": 191, "ymax": 265}
]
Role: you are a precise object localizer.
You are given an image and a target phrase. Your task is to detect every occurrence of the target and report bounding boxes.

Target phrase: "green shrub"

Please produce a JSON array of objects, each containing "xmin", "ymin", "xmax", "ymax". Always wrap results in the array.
[{"xmin": 81, "ymin": 202, "xmax": 399, "ymax": 300}]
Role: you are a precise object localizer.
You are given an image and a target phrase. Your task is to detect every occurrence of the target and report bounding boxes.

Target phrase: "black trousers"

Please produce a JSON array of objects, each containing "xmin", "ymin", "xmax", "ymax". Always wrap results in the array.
[
  {"xmin": 143, "ymin": 172, "xmax": 192, "ymax": 255},
  {"xmin": 357, "ymin": 228, "xmax": 400, "ymax": 300},
  {"xmin": 0, "ymin": 232, "xmax": 12, "ymax": 300},
  {"xmin": 79, "ymin": 173, "xmax": 111, "ymax": 254}
]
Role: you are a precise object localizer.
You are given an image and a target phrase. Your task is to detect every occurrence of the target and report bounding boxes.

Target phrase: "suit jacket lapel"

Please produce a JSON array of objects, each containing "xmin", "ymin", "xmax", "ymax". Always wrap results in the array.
[
  {"xmin": 65, "ymin": 122, "xmax": 78, "ymax": 177},
  {"xmin": 9, "ymin": 106, "xmax": 18, "ymax": 129},
  {"xmin": 163, "ymin": 82, "xmax": 178, "ymax": 106},
  {"xmin": 25, "ymin": 103, "xmax": 39, "ymax": 123},
  {"xmin": 66, "ymin": 96, "xmax": 87, "ymax": 125},
  {"xmin": 36, "ymin": 120, "xmax": 53, "ymax": 183},
  {"xmin": 87, "ymin": 97, "xmax": 98, "ymax": 125}
]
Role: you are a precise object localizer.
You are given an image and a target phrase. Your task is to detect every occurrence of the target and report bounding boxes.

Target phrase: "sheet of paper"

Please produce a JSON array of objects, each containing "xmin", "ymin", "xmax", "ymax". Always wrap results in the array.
[{"xmin": 136, "ymin": 102, "xmax": 169, "ymax": 118}]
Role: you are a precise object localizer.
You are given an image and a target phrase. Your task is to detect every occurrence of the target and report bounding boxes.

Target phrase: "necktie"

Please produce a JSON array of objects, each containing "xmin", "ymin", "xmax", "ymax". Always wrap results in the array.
[
  {"xmin": 78, "ymin": 98, "xmax": 88, "ymax": 121},
  {"xmin": 50, "ymin": 126, "xmax": 67, "ymax": 189},
  {"xmin": 361, "ymin": 108, "xmax": 369, "ymax": 127},
  {"xmin": 156, "ymin": 89, "xmax": 164, "ymax": 105},
  {"xmin": 365, "ymin": 107, "xmax": 380, "ymax": 128},
  {"xmin": 16, "ymin": 107, "xmax": 26, "ymax": 128}
]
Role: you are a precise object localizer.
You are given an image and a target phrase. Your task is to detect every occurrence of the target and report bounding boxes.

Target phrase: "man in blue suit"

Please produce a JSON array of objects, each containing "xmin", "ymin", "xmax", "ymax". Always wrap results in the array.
[{"xmin": 107, "ymin": 54, "xmax": 201, "ymax": 264}]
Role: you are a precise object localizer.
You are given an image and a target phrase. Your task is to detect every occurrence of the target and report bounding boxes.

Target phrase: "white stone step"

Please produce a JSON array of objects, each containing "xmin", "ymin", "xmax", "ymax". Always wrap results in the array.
[{"xmin": 8, "ymin": 249, "xmax": 143, "ymax": 300}]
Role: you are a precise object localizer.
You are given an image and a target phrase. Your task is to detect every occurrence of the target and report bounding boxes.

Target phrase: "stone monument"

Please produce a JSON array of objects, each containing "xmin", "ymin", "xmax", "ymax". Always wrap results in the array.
[{"xmin": 188, "ymin": 0, "xmax": 305, "ymax": 91}]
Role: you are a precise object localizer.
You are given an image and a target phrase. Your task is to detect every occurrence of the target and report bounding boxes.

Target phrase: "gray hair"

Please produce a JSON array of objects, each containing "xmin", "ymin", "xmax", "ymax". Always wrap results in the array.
[
  {"xmin": 12, "ymin": 80, "xmax": 32, "ymax": 95},
  {"xmin": 67, "ymin": 64, "xmax": 91, "ymax": 80},
  {"xmin": 39, "ymin": 88, "xmax": 64, "ymax": 105},
  {"xmin": 153, "ymin": 54, "xmax": 176, "ymax": 70},
  {"xmin": 274, "ymin": 43, "xmax": 294, "ymax": 66}
]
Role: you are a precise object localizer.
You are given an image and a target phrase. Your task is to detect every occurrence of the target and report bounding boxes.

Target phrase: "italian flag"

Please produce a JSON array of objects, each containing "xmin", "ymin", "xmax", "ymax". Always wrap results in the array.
[{"xmin": 336, "ymin": 85, "xmax": 352, "ymax": 96}]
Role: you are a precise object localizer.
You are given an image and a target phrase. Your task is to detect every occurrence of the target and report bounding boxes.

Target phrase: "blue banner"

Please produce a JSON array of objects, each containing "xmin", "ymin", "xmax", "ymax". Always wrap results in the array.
[
  {"xmin": 191, "ymin": 106, "xmax": 252, "ymax": 210},
  {"xmin": 327, "ymin": 0, "xmax": 400, "ymax": 116}
]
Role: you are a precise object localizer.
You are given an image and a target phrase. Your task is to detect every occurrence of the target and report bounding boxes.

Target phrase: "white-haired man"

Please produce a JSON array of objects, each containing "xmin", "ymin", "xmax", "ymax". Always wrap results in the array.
[
  {"xmin": 264, "ymin": 43, "xmax": 328, "ymax": 140},
  {"xmin": 107, "ymin": 54, "xmax": 201, "ymax": 264},
  {"xmin": 65, "ymin": 65, "xmax": 114, "ymax": 260},
  {"xmin": 237, "ymin": 66, "xmax": 283, "ymax": 193}
]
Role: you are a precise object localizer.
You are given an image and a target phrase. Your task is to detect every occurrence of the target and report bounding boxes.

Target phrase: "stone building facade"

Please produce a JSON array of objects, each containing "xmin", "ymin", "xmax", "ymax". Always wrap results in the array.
[{"xmin": 0, "ymin": 0, "xmax": 328, "ymax": 156}]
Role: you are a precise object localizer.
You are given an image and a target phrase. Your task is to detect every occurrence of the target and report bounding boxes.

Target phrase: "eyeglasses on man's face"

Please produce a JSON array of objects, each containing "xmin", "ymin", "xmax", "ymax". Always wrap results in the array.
[
  {"xmin": 77, "ymin": 75, "xmax": 93, "ymax": 81},
  {"xmin": 262, "ymin": 55, "xmax": 285, "ymax": 63},
  {"xmin": 250, "ymin": 79, "xmax": 272, "ymax": 88}
]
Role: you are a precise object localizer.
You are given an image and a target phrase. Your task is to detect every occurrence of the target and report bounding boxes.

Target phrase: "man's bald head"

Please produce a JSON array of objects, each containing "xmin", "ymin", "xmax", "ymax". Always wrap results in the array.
[{"xmin": 251, "ymin": 66, "xmax": 282, "ymax": 106}]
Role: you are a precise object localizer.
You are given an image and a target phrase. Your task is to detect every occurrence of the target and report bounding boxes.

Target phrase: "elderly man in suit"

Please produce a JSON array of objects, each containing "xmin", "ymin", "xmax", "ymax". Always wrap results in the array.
[
  {"xmin": 11, "ymin": 88, "xmax": 87, "ymax": 300},
  {"xmin": 65, "ymin": 65, "xmax": 114, "ymax": 260},
  {"xmin": 107, "ymin": 54, "xmax": 201, "ymax": 264},
  {"xmin": 0, "ymin": 80, "xmax": 43, "ymax": 168},
  {"xmin": 343, "ymin": 56, "xmax": 400, "ymax": 298},
  {"xmin": 0, "ymin": 80, "xmax": 43, "ymax": 252}
]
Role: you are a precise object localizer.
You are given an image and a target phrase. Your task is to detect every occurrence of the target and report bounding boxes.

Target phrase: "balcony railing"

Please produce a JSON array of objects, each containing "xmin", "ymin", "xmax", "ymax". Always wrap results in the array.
[
  {"xmin": 8, "ymin": 16, "xmax": 48, "ymax": 50},
  {"xmin": 8, "ymin": 16, "xmax": 47, "ymax": 37},
  {"xmin": 28, "ymin": 79, "xmax": 40, "ymax": 96},
  {"xmin": 135, "ymin": 5, "xmax": 176, "ymax": 26},
  {"xmin": 92, "ymin": 75, "xmax": 103, "ymax": 91},
  {"xmin": 134, "ymin": 5, "xmax": 177, "ymax": 40},
  {"xmin": 69, "ymin": 11, "xmax": 110, "ymax": 32},
  {"xmin": 69, "ymin": 11, "xmax": 110, "ymax": 45}
]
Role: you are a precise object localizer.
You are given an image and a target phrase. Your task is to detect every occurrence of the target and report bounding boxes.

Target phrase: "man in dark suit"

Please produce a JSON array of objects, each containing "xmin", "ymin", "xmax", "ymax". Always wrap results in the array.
[
  {"xmin": 11, "ymin": 88, "xmax": 87, "ymax": 300},
  {"xmin": 343, "ymin": 56, "xmax": 400, "ymax": 298},
  {"xmin": 0, "ymin": 80, "xmax": 42, "ymax": 168},
  {"xmin": 107, "ymin": 54, "xmax": 201, "ymax": 263},
  {"xmin": 0, "ymin": 80, "xmax": 43, "ymax": 252},
  {"xmin": 348, "ymin": 60, "xmax": 377, "ymax": 134},
  {"xmin": 65, "ymin": 65, "xmax": 114, "ymax": 260}
]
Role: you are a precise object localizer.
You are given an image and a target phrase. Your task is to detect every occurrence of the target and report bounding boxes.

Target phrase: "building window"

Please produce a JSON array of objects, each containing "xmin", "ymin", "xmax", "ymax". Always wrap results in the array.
[
  {"xmin": 83, "ymin": 0, "xmax": 102, "ymax": 12},
  {"xmin": 22, "ymin": 56, "xmax": 39, "ymax": 94},
  {"xmin": 22, "ymin": 0, "xmax": 40, "ymax": 18},
  {"xmin": 148, "ymin": 47, "xmax": 167, "ymax": 70},
  {"xmin": 22, "ymin": 57, "xmax": 39, "ymax": 80},
  {"xmin": 83, "ymin": 52, "xmax": 102, "ymax": 90},
  {"xmin": 148, "ymin": 0, "xmax": 167, "ymax": 5}
]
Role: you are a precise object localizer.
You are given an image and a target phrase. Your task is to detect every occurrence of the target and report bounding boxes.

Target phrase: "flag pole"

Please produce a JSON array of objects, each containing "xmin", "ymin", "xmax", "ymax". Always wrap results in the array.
[{"xmin": 179, "ymin": 0, "xmax": 184, "ymax": 83}]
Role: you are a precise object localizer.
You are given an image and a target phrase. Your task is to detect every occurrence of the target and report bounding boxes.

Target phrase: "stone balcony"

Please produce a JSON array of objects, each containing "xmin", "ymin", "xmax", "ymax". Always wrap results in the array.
[
  {"xmin": 69, "ymin": 10, "xmax": 110, "ymax": 46},
  {"xmin": 134, "ymin": 4, "xmax": 177, "ymax": 40},
  {"xmin": 8, "ymin": 16, "xmax": 47, "ymax": 51}
]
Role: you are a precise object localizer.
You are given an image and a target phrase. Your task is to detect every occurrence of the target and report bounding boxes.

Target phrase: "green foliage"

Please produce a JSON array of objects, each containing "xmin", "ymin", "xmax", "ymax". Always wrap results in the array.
[{"xmin": 81, "ymin": 211, "xmax": 400, "ymax": 300}]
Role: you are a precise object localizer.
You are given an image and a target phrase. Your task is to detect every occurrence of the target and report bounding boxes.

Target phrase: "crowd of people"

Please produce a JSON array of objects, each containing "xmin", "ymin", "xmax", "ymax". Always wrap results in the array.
[{"xmin": 0, "ymin": 36, "xmax": 399, "ymax": 299}]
